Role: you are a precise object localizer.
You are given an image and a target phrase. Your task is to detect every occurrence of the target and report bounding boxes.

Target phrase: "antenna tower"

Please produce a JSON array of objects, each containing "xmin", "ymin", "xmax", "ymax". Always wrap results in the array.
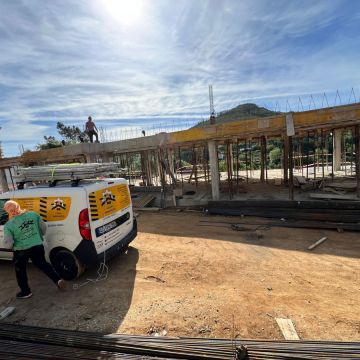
[{"xmin": 209, "ymin": 85, "xmax": 216, "ymax": 125}]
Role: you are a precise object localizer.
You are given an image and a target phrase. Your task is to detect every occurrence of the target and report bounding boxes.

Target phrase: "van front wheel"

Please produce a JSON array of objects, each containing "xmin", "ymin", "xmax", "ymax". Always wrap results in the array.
[{"xmin": 51, "ymin": 250, "xmax": 84, "ymax": 280}]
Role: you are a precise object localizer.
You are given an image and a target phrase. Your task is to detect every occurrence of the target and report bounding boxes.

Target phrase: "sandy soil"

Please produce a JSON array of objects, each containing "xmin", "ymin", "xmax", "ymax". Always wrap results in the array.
[{"xmin": 0, "ymin": 210, "xmax": 359, "ymax": 340}]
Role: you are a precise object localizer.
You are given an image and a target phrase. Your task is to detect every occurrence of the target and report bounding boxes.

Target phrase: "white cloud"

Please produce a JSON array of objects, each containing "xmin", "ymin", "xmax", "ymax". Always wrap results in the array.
[{"xmin": 0, "ymin": 0, "xmax": 359, "ymax": 156}]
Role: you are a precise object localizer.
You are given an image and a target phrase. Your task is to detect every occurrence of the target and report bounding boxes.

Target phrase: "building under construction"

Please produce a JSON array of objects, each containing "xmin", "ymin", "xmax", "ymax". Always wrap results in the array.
[{"xmin": 1, "ymin": 102, "xmax": 360, "ymax": 204}]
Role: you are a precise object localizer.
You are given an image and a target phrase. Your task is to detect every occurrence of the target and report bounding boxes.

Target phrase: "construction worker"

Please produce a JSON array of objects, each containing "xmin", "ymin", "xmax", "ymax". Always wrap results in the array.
[
  {"xmin": 85, "ymin": 116, "xmax": 99, "ymax": 143},
  {"xmin": 3, "ymin": 200, "xmax": 66, "ymax": 299}
]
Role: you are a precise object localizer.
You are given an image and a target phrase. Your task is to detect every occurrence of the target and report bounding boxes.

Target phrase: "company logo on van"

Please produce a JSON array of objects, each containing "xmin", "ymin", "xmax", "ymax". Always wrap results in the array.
[
  {"xmin": 101, "ymin": 190, "xmax": 116, "ymax": 206},
  {"xmin": 51, "ymin": 198, "xmax": 66, "ymax": 211},
  {"xmin": 14, "ymin": 197, "xmax": 71, "ymax": 222}
]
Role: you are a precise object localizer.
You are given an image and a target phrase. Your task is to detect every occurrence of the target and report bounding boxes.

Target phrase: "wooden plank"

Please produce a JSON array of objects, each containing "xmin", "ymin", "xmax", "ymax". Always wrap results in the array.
[
  {"xmin": 309, "ymin": 193, "xmax": 359, "ymax": 201},
  {"xmin": 135, "ymin": 207, "xmax": 160, "ymax": 212},
  {"xmin": 132, "ymin": 194, "xmax": 155, "ymax": 208},
  {"xmin": 308, "ymin": 236, "xmax": 328, "ymax": 250},
  {"xmin": 275, "ymin": 318, "xmax": 300, "ymax": 340},
  {"xmin": 0, "ymin": 307, "xmax": 15, "ymax": 321},
  {"xmin": 326, "ymin": 181, "xmax": 357, "ymax": 190}
]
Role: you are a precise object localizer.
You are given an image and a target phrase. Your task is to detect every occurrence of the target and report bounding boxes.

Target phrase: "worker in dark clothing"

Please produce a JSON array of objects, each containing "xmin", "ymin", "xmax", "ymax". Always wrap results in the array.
[
  {"xmin": 3, "ymin": 200, "xmax": 67, "ymax": 299},
  {"xmin": 85, "ymin": 116, "xmax": 99, "ymax": 143}
]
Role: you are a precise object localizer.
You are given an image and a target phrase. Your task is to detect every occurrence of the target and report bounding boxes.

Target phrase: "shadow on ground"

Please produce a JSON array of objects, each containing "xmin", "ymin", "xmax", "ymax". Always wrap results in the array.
[{"xmin": 0, "ymin": 246, "xmax": 139, "ymax": 333}]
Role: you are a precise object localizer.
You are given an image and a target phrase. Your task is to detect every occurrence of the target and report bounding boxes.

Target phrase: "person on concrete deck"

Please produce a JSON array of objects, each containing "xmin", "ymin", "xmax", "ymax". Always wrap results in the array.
[
  {"xmin": 3, "ymin": 200, "xmax": 66, "ymax": 299},
  {"xmin": 85, "ymin": 115, "xmax": 99, "ymax": 143}
]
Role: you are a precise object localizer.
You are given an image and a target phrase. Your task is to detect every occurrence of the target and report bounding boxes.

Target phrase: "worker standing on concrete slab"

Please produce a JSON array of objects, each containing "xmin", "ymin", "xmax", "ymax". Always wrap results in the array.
[
  {"xmin": 85, "ymin": 116, "xmax": 99, "ymax": 143},
  {"xmin": 3, "ymin": 200, "xmax": 67, "ymax": 299}
]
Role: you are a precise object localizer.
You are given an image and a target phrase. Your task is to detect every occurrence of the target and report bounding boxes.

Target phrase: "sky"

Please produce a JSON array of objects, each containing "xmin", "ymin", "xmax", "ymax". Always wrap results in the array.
[{"xmin": 0, "ymin": 0, "xmax": 359, "ymax": 157}]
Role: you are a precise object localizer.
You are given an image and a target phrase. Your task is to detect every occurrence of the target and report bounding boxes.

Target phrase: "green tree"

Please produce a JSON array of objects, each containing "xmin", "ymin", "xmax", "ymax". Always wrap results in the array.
[
  {"xmin": 56, "ymin": 122, "xmax": 88, "ymax": 143},
  {"xmin": 269, "ymin": 147, "xmax": 282, "ymax": 168},
  {"xmin": 36, "ymin": 121, "xmax": 89, "ymax": 150},
  {"xmin": 36, "ymin": 136, "xmax": 62, "ymax": 150}
]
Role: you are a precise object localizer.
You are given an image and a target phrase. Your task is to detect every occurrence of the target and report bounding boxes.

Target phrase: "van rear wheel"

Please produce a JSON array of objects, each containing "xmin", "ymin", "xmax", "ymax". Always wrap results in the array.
[{"xmin": 52, "ymin": 250, "xmax": 84, "ymax": 280}]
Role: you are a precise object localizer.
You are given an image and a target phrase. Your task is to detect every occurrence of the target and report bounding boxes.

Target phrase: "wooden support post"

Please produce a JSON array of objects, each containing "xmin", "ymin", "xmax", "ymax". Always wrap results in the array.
[
  {"xmin": 101, "ymin": 152, "xmax": 111, "ymax": 163},
  {"xmin": 288, "ymin": 136, "xmax": 294, "ymax": 200},
  {"xmin": 236, "ymin": 139, "xmax": 240, "ymax": 189},
  {"xmin": 313, "ymin": 133, "xmax": 317, "ymax": 182},
  {"xmin": 306, "ymin": 132, "xmax": 310, "ymax": 179},
  {"xmin": 249, "ymin": 139, "xmax": 253, "ymax": 179},
  {"xmin": 125, "ymin": 153, "xmax": 131, "ymax": 185},
  {"xmin": 245, "ymin": 139, "xmax": 249, "ymax": 183},
  {"xmin": 355, "ymin": 125, "xmax": 360, "ymax": 198},
  {"xmin": 300, "ymin": 140, "xmax": 304, "ymax": 177},
  {"xmin": 140, "ymin": 152, "xmax": 146, "ymax": 186},
  {"xmin": 0, "ymin": 168, "xmax": 9, "ymax": 192},
  {"xmin": 226, "ymin": 140, "xmax": 233, "ymax": 199},
  {"xmin": 147, "ymin": 151, "xmax": 153, "ymax": 186},
  {"xmin": 168, "ymin": 148, "xmax": 175, "ymax": 179},
  {"xmin": 193, "ymin": 146, "xmax": 198, "ymax": 187},
  {"xmin": 260, "ymin": 136, "xmax": 266, "ymax": 182},
  {"xmin": 321, "ymin": 130, "xmax": 325, "ymax": 188},
  {"xmin": 178, "ymin": 147, "xmax": 184, "ymax": 189},
  {"xmin": 283, "ymin": 135, "xmax": 289, "ymax": 184},
  {"xmin": 203, "ymin": 146, "xmax": 208, "ymax": 183},
  {"xmin": 343, "ymin": 131, "xmax": 347, "ymax": 176}
]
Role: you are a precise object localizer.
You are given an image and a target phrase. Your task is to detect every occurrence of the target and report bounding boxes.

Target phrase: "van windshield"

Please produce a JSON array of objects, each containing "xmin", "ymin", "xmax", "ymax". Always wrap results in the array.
[{"xmin": 0, "ymin": 199, "xmax": 9, "ymax": 225}]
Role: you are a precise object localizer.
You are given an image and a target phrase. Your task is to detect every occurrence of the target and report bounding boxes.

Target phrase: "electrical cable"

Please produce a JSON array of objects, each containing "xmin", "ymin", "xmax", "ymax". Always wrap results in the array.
[{"xmin": 72, "ymin": 248, "xmax": 108, "ymax": 290}]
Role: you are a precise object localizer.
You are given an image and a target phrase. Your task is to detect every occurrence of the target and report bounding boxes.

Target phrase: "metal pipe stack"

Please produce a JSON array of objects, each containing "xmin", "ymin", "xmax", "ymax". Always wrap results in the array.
[{"xmin": 0, "ymin": 323, "xmax": 359, "ymax": 359}]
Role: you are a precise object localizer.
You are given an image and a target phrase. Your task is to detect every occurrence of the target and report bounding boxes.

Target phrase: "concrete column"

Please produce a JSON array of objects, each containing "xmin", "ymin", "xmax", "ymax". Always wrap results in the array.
[
  {"xmin": 168, "ymin": 148, "xmax": 175, "ymax": 176},
  {"xmin": 208, "ymin": 140, "xmax": 220, "ymax": 200},
  {"xmin": 0, "ymin": 168, "xmax": 9, "ymax": 193},
  {"xmin": 333, "ymin": 129, "xmax": 342, "ymax": 171}
]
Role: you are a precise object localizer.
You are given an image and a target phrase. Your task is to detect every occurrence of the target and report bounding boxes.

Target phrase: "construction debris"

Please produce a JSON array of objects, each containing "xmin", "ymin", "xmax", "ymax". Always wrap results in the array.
[
  {"xmin": 206, "ymin": 200, "xmax": 360, "ymax": 223},
  {"xmin": 200, "ymin": 219, "xmax": 360, "ymax": 231},
  {"xmin": 0, "ymin": 307, "xmax": 15, "ymax": 321},
  {"xmin": 308, "ymin": 236, "xmax": 328, "ymax": 250},
  {"xmin": 131, "ymin": 194, "xmax": 156, "ymax": 209},
  {"xmin": 309, "ymin": 193, "xmax": 359, "ymax": 201},
  {"xmin": 275, "ymin": 318, "xmax": 300, "ymax": 340}
]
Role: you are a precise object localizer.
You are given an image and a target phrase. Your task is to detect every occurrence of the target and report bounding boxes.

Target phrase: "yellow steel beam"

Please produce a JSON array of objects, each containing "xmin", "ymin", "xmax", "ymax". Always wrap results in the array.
[{"xmin": 167, "ymin": 103, "xmax": 360, "ymax": 145}]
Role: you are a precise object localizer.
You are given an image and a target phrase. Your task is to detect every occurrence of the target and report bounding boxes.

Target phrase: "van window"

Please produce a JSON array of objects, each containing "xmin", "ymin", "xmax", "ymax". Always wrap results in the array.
[{"xmin": 0, "ymin": 199, "xmax": 9, "ymax": 225}]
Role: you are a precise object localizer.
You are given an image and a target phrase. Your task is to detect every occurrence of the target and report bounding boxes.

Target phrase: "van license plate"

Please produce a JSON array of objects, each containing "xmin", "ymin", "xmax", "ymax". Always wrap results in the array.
[{"xmin": 95, "ymin": 212, "xmax": 130, "ymax": 237}]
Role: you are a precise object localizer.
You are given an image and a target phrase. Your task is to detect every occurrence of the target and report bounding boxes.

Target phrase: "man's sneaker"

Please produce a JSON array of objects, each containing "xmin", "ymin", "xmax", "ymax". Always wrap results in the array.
[
  {"xmin": 57, "ymin": 279, "xmax": 67, "ymax": 290},
  {"xmin": 16, "ymin": 291, "xmax": 33, "ymax": 299}
]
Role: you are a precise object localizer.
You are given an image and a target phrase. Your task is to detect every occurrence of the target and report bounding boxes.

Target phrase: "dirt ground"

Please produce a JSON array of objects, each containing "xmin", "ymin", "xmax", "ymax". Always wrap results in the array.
[{"xmin": 0, "ymin": 210, "xmax": 359, "ymax": 340}]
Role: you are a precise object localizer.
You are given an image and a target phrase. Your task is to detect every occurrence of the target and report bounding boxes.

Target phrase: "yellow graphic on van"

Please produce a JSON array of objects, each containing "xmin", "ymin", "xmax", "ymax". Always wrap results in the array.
[
  {"xmin": 51, "ymin": 198, "xmax": 67, "ymax": 210},
  {"xmin": 14, "ymin": 197, "xmax": 71, "ymax": 222},
  {"xmin": 89, "ymin": 184, "xmax": 130, "ymax": 221},
  {"xmin": 101, "ymin": 190, "xmax": 116, "ymax": 205}
]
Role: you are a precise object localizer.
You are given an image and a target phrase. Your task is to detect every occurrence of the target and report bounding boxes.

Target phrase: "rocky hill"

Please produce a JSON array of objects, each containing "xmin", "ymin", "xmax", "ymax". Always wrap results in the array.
[{"xmin": 196, "ymin": 103, "xmax": 282, "ymax": 126}]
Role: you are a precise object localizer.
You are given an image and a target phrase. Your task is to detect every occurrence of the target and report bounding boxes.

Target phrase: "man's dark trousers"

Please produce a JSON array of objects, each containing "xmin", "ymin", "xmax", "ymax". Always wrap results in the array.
[
  {"xmin": 13, "ymin": 245, "xmax": 61, "ymax": 293},
  {"xmin": 88, "ymin": 130, "xmax": 99, "ymax": 143}
]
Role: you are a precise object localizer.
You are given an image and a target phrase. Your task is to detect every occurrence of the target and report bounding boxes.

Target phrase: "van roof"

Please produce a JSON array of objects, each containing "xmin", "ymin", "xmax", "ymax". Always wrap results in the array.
[{"xmin": 0, "ymin": 178, "xmax": 128, "ymax": 197}]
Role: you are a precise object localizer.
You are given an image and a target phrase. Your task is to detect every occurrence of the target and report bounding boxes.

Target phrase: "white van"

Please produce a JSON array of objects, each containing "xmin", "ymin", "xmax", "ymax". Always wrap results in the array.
[{"xmin": 0, "ymin": 176, "xmax": 137, "ymax": 280}]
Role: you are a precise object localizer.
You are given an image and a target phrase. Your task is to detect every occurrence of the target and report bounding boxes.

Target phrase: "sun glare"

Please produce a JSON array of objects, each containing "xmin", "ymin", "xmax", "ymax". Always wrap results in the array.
[{"xmin": 102, "ymin": 0, "xmax": 143, "ymax": 26}]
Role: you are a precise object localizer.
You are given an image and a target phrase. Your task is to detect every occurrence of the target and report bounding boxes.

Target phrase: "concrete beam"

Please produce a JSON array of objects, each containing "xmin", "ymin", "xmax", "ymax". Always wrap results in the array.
[{"xmin": 1, "ymin": 104, "xmax": 360, "ymax": 169}]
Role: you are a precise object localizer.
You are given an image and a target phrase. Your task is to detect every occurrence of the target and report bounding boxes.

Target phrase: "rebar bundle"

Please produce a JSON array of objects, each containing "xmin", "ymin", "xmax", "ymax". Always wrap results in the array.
[{"xmin": 0, "ymin": 323, "xmax": 359, "ymax": 359}]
